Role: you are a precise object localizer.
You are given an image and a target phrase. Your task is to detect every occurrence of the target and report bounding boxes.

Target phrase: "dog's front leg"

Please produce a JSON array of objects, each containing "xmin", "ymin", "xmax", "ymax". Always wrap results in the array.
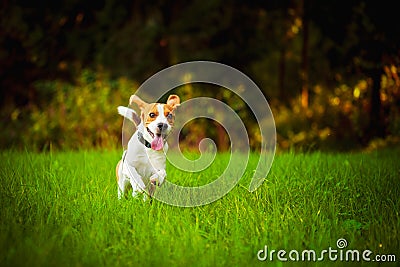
[
  {"xmin": 123, "ymin": 163, "xmax": 146, "ymax": 198},
  {"xmin": 147, "ymin": 169, "xmax": 166, "ymax": 198}
]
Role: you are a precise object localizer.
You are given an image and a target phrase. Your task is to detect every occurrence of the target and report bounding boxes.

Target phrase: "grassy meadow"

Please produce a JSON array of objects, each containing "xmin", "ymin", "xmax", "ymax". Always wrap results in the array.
[{"xmin": 0, "ymin": 149, "xmax": 399, "ymax": 266}]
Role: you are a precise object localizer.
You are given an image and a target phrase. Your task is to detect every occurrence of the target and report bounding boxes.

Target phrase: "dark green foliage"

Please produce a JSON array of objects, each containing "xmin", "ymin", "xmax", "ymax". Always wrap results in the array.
[
  {"xmin": 1, "ymin": 1, "xmax": 400, "ymax": 151},
  {"xmin": 1, "ymin": 69, "xmax": 134, "ymax": 150}
]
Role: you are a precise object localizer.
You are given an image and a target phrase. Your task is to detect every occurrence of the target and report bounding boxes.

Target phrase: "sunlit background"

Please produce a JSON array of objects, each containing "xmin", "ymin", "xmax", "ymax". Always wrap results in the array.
[{"xmin": 1, "ymin": 0, "xmax": 399, "ymax": 151}]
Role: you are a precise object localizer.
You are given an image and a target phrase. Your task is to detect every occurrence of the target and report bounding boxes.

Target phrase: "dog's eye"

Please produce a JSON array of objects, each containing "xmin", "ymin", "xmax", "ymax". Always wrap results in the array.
[
  {"xmin": 167, "ymin": 113, "xmax": 173, "ymax": 120},
  {"xmin": 149, "ymin": 112, "xmax": 156, "ymax": 118}
]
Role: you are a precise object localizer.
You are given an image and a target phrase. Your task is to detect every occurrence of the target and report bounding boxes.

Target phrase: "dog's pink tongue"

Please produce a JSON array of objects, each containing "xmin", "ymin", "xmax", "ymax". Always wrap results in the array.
[{"xmin": 151, "ymin": 135, "xmax": 164, "ymax": 150}]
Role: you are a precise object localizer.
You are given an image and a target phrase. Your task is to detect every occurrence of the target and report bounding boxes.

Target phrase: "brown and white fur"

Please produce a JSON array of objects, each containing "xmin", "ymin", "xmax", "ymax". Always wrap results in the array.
[{"xmin": 116, "ymin": 94, "xmax": 180, "ymax": 199}]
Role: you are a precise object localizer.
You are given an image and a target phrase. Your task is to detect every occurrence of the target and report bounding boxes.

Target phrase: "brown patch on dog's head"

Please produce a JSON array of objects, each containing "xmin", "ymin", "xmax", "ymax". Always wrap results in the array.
[
  {"xmin": 164, "ymin": 95, "xmax": 180, "ymax": 125},
  {"xmin": 129, "ymin": 94, "xmax": 180, "ymax": 126},
  {"xmin": 166, "ymin": 95, "xmax": 180, "ymax": 110},
  {"xmin": 142, "ymin": 103, "xmax": 159, "ymax": 127}
]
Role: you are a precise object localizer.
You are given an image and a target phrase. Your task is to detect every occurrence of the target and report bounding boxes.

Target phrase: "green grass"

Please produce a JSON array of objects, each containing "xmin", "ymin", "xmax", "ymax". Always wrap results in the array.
[{"xmin": 0, "ymin": 149, "xmax": 399, "ymax": 266}]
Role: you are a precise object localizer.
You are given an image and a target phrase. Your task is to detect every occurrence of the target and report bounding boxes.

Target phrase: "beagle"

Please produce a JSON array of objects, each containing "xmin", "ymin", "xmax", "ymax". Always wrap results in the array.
[{"xmin": 116, "ymin": 94, "xmax": 180, "ymax": 199}]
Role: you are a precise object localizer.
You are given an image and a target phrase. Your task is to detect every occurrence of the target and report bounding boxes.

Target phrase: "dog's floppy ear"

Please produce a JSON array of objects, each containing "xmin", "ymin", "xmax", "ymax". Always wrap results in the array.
[
  {"xmin": 166, "ymin": 94, "xmax": 180, "ymax": 110},
  {"xmin": 129, "ymin": 95, "xmax": 147, "ymax": 110}
]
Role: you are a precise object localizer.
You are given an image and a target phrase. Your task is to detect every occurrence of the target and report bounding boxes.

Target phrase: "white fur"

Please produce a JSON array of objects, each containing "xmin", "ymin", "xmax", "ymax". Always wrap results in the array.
[{"xmin": 117, "ymin": 106, "xmax": 137, "ymax": 124}]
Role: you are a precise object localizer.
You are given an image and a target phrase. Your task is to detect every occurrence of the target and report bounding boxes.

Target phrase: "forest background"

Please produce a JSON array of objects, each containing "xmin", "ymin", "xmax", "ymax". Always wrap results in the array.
[{"xmin": 1, "ymin": 0, "xmax": 399, "ymax": 152}]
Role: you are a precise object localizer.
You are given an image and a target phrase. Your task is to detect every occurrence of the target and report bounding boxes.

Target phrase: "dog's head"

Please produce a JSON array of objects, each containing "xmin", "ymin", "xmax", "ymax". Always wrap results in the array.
[{"xmin": 130, "ymin": 94, "xmax": 180, "ymax": 150}]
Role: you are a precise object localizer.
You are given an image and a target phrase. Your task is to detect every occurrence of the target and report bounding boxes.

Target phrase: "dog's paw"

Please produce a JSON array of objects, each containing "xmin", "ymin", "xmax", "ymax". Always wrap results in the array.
[{"xmin": 150, "ymin": 169, "xmax": 166, "ymax": 186}]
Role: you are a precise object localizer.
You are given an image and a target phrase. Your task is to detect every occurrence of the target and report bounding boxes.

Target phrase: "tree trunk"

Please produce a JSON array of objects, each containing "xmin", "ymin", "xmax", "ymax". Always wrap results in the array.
[
  {"xmin": 300, "ymin": 0, "xmax": 309, "ymax": 109},
  {"xmin": 278, "ymin": 45, "xmax": 287, "ymax": 102},
  {"xmin": 368, "ymin": 69, "xmax": 384, "ymax": 139}
]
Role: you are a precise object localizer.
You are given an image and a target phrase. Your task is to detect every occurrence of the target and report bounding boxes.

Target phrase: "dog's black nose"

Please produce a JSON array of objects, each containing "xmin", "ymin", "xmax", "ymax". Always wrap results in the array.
[{"xmin": 157, "ymin": 123, "xmax": 168, "ymax": 132}]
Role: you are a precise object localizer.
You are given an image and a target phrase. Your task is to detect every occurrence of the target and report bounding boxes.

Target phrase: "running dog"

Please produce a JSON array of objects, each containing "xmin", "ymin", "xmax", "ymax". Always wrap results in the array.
[{"xmin": 116, "ymin": 94, "xmax": 180, "ymax": 199}]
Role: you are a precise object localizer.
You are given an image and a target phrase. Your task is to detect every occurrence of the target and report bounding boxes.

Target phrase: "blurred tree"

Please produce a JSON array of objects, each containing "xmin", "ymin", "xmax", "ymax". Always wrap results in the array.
[
  {"xmin": 309, "ymin": 1, "xmax": 400, "ymax": 141},
  {"xmin": 300, "ymin": 0, "xmax": 309, "ymax": 108},
  {"xmin": 1, "ymin": 0, "xmax": 399, "ymax": 150},
  {"xmin": 0, "ymin": 0, "xmax": 104, "ymax": 108}
]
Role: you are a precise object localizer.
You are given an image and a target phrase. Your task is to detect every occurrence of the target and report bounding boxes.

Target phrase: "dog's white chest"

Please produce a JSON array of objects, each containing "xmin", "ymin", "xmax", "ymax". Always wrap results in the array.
[{"xmin": 125, "ymin": 131, "xmax": 167, "ymax": 178}]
